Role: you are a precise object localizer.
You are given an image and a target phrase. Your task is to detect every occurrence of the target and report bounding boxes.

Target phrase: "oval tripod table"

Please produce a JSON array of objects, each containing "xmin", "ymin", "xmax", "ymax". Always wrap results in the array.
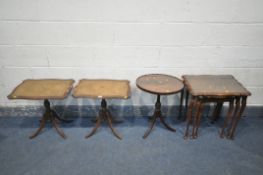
[
  {"xmin": 73, "ymin": 79, "xmax": 130, "ymax": 140},
  {"xmin": 136, "ymin": 74, "xmax": 184, "ymax": 139},
  {"xmin": 8, "ymin": 79, "xmax": 75, "ymax": 139}
]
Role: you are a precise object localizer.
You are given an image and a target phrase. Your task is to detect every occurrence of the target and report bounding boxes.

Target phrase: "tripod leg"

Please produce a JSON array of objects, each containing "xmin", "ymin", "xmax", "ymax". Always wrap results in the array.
[
  {"xmin": 106, "ymin": 112, "xmax": 122, "ymax": 140},
  {"xmin": 52, "ymin": 118, "xmax": 67, "ymax": 139},
  {"xmin": 143, "ymin": 115, "xmax": 157, "ymax": 139},
  {"xmin": 85, "ymin": 117, "xmax": 101, "ymax": 139},
  {"xmin": 159, "ymin": 115, "xmax": 176, "ymax": 132},
  {"xmin": 29, "ymin": 114, "xmax": 48, "ymax": 139}
]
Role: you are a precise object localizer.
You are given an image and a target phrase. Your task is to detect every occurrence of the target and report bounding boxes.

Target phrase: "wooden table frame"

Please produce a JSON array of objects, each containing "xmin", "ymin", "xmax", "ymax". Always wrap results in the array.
[
  {"xmin": 72, "ymin": 79, "xmax": 130, "ymax": 140},
  {"xmin": 136, "ymin": 74, "xmax": 184, "ymax": 139},
  {"xmin": 182, "ymin": 75, "xmax": 250, "ymax": 140},
  {"xmin": 85, "ymin": 98, "xmax": 122, "ymax": 140},
  {"xmin": 7, "ymin": 79, "xmax": 74, "ymax": 139},
  {"xmin": 29, "ymin": 99, "xmax": 70, "ymax": 139}
]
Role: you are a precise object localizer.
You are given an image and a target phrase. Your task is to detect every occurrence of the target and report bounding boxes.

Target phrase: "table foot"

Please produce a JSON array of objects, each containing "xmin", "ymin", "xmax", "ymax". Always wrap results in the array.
[
  {"xmin": 160, "ymin": 115, "xmax": 176, "ymax": 132},
  {"xmin": 52, "ymin": 118, "xmax": 67, "ymax": 139},
  {"xmin": 143, "ymin": 116, "xmax": 157, "ymax": 139},
  {"xmin": 85, "ymin": 99, "xmax": 122, "ymax": 140},
  {"xmin": 30, "ymin": 99, "xmax": 67, "ymax": 139},
  {"xmin": 143, "ymin": 94, "xmax": 176, "ymax": 139},
  {"xmin": 30, "ymin": 114, "xmax": 48, "ymax": 139},
  {"xmin": 85, "ymin": 117, "xmax": 101, "ymax": 139}
]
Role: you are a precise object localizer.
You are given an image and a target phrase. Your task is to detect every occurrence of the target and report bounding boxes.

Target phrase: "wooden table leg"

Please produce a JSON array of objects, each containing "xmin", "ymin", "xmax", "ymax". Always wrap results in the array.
[
  {"xmin": 211, "ymin": 102, "xmax": 223, "ymax": 123},
  {"xmin": 143, "ymin": 94, "xmax": 176, "ymax": 139},
  {"xmin": 228, "ymin": 96, "xmax": 247, "ymax": 139},
  {"xmin": 184, "ymin": 98, "xmax": 196, "ymax": 139},
  {"xmin": 227, "ymin": 97, "xmax": 240, "ymax": 138},
  {"xmin": 85, "ymin": 99, "xmax": 122, "ymax": 140},
  {"xmin": 30, "ymin": 99, "xmax": 67, "ymax": 139},
  {"xmin": 193, "ymin": 101, "xmax": 204, "ymax": 139},
  {"xmin": 178, "ymin": 88, "xmax": 184, "ymax": 119},
  {"xmin": 220, "ymin": 99, "xmax": 234, "ymax": 138}
]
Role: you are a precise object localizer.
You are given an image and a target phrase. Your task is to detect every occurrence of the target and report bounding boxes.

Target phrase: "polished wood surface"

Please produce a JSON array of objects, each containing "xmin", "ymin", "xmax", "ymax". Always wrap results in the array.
[
  {"xmin": 183, "ymin": 75, "xmax": 251, "ymax": 96},
  {"xmin": 136, "ymin": 74, "xmax": 184, "ymax": 139},
  {"xmin": 136, "ymin": 74, "xmax": 184, "ymax": 95}
]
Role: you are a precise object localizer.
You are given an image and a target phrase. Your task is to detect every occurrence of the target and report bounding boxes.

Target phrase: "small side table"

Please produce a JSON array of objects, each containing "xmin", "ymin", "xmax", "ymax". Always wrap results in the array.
[
  {"xmin": 183, "ymin": 75, "xmax": 251, "ymax": 139},
  {"xmin": 8, "ymin": 79, "xmax": 75, "ymax": 139},
  {"xmin": 136, "ymin": 74, "xmax": 184, "ymax": 139},
  {"xmin": 73, "ymin": 79, "xmax": 130, "ymax": 140}
]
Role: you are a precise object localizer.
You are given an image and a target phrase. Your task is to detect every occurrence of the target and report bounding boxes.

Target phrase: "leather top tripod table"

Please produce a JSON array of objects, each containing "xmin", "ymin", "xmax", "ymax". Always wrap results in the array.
[
  {"xmin": 73, "ymin": 79, "xmax": 130, "ymax": 140},
  {"xmin": 183, "ymin": 75, "xmax": 251, "ymax": 140},
  {"xmin": 136, "ymin": 74, "xmax": 184, "ymax": 139},
  {"xmin": 7, "ymin": 79, "xmax": 75, "ymax": 139}
]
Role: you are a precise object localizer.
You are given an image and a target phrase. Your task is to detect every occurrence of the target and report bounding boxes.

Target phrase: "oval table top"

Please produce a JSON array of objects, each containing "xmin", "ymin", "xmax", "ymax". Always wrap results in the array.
[{"xmin": 136, "ymin": 74, "xmax": 184, "ymax": 95}]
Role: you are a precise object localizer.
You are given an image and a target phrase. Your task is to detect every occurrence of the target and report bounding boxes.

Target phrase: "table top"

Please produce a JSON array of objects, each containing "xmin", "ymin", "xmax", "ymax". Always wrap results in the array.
[
  {"xmin": 72, "ymin": 79, "xmax": 130, "ymax": 99},
  {"xmin": 136, "ymin": 74, "xmax": 184, "ymax": 95},
  {"xmin": 182, "ymin": 75, "xmax": 251, "ymax": 97},
  {"xmin": 8, "ymin": 79, "xmax": 75, "ymax": 100}
]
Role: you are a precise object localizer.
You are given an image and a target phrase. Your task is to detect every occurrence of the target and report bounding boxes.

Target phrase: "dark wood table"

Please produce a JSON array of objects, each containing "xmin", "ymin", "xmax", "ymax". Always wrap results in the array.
[
  {"xmin": 183, "ymin": 75, "xmax": 251, "ymax": 140},
  {"xmin": 73, "ymin": 79, "xmax": 130, "ymax": 140},
  {"xmin": 8, "ymin": 79, "xmax": 75, "ymax": 139},
  {"xmin": 136, "ymin": 74, "xmax": 184, "ymax": 139}
]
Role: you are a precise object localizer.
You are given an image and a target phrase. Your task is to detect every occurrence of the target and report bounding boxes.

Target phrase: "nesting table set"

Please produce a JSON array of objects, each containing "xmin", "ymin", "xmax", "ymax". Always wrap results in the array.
[{"xmin": 8, "ymin": 74, "xmax": 251, "ymax": 140}]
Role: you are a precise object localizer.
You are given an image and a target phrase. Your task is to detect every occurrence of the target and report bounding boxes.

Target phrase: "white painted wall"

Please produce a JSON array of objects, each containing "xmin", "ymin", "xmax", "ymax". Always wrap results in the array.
[{"xmin": 0, "ymin": 0, "xmax": 263, "ymax": 106}]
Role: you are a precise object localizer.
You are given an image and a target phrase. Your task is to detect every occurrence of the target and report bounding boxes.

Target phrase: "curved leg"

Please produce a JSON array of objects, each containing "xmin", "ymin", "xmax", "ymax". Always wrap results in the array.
[
  {"xmin": 85, "ymin": 117, "xmax": 101, "ymax": 139},
  {"xmin": 227, "ymin": 97, "xmax": 240, "ymax": 138},
  {"xmin": 30, "ymin": 113, "xmax": 48, "ymax": 139},
  {"xmin": 211, "ymin": 102, "xmax": 223, "ymax": 124},
  {"xmin": 193, "ymin": 102, "xmax": 204, "ymax": 139},
  {"xmin": 192, "ymin": 101, "xmax": 201, "ymax": 139},
  {"xmin": 52, "ymin": 118, "xmax": 67, "ymax": 139},
  {"xmin": 143, "ymin": 116, "xmax": 157, "ymax": 139},
  {"xmin": 228, "ymin": 97, "xmax": 247, "ymax": 139},
  {"xmin": 184, "ymin": 98, "xmax": 195, "ymax": 139},
  {"xmin": 106, "ymin": 112, "xmax": 122, "ymax": 140},
  {"xmin": 220, "ymin": 100, "xmax": 234, "ymax": 138},
  {"xmin": 160, "ymin": 115, "xmax": 176, "ymax": 132}
]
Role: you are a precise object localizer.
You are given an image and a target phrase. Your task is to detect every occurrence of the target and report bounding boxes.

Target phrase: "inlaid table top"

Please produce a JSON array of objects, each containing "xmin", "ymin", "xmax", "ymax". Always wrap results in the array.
[
  {"xmin": 8, "ymin": 79, "xmax": 75, "ymax": 100},
  {"xmin": 73, "ymin": 79, "xmax": 130, "ymax": 99},
  {"xmin": 182, "ymin": 75, "xmax": 251, "ymax": 97},
  {"xmin": 136, "ymin": 74, "xmax": 184, "ymax": 95}
]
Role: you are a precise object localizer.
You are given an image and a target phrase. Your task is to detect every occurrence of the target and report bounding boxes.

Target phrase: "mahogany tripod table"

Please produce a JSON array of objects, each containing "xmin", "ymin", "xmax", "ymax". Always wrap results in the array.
[
  {"xmin": 73, "ymin": 79, "xmax": 130, "ymax": 140},
  {"xmin": 183, "ymin": 75, "xmax": 251, "ymax": 140},
  {"xmin": 8, "ymin": 79, "xmax": 75, "ymax": 139},
  {"xmin": 136, "ymin": 74, "xmax": 184, "ymax": 139}
]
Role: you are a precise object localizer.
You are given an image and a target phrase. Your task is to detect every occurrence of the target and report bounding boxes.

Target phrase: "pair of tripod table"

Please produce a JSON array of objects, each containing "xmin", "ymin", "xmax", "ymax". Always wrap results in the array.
[{"xmin": 8, "ymin": 79, "xmax": 130, "ymax": 140}]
